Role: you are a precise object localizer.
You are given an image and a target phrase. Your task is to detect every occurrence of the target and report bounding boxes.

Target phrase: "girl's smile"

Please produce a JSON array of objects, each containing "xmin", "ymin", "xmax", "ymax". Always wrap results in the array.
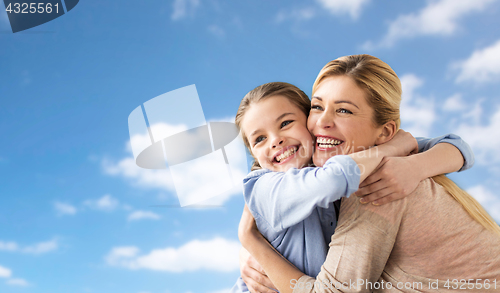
[{"xmin": 240, "ymin": 95, "xmax": 314, "ymax": 172}]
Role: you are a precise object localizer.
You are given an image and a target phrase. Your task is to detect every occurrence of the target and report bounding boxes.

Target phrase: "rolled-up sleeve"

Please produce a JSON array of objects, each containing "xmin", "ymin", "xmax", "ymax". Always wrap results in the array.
[
  {"xmin": 416, "ymin": 134, "xmax": 474, "ymax": 172},
  {"xmin": 244, "ymin": 155, "xmax": 360, "ymax": 232}
]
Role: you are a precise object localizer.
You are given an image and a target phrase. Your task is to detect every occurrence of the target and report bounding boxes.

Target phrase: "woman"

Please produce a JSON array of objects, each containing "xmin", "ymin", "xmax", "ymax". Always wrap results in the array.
[{"xmin": 238, "ymin": 55, "xmax": 500, "ymax": 292}]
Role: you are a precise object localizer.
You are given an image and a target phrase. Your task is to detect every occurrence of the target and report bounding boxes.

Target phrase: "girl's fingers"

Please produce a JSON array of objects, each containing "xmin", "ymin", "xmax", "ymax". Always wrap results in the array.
[{"xmin": 242, "ymin": 269, "xmax": 277, "ymax": 293}]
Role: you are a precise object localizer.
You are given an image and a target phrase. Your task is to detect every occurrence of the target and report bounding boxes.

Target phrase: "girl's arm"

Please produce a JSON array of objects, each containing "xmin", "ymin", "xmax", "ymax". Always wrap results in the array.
[
  {"xmin": 238, "ymin": 205, "xmax": 307, "ymax": 293},
  {"xmin": 246, "ymin": 130, "xmax": 416, "ymax": 232},
  {"xmin": 354, "ymin": 134, "xmax": 474, "ymax": 205}
]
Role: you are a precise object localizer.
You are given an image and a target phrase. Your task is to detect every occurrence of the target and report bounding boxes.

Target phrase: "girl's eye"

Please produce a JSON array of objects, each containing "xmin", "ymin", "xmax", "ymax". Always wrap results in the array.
[
  {"xmin": 280, "ymin": 120, "xmax": 293, "ymax": 128},
  {"xmin": 311, "ymin": 105, "xmax": 323, "ymax": 111},
  {"xmin": 254, "ymin": 136, "xmax": 265, "ymax": 145},
  {"xmin": 337, "ymin": 108, "xmax": 353, "ymax": 114}
]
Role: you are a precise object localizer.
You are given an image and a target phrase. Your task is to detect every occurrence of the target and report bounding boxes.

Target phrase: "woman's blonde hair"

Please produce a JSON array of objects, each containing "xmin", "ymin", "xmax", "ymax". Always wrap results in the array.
[
  {"xmin": 315, "ymin": 54, "xmax": 500, "ymax": 236},
  {"xmin": 235, "ymin": 82, "xmax": 311, "ymax": 171},
  {"xmin": 313, "ymin": 54, "xmax": 401, "ymax": 129}
]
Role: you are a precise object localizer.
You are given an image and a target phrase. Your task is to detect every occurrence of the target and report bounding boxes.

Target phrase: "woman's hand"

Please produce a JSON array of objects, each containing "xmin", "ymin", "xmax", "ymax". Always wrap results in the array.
[
  {"xmin": 380, "ymin": 129, "xmax": 418, "ymax": 158},
  {"xmin": 239, "ymin": 247, "xmax": 278, "ymax": 293},
  {"xmin": 354, "ymin": 156, "xmax": 423, "ymax": 205}
]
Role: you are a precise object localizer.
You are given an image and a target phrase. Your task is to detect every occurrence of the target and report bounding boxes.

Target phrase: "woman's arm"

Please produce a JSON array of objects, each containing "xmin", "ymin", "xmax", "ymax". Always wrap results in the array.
[
  {"xmin": 355, "ymin": 134, "xmax": 474, "ymax": 205},
  {"xmin": 246, "ymin": 130, "xmax": 417, "ymax": 232},
  {"xmin": 239, "ymin": 197, "xmax": 404, "ymax": 293}
]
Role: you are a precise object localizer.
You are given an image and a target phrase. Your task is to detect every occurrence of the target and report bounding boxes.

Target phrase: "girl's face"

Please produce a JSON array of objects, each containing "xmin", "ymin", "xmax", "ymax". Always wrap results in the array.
[
  {"xmin": 307, "ymin": 75, "xmax": 384, "ymax": 167},
  {"xmin": 241, "ymin": 95, "xmax": 314, "ymax": 172}
]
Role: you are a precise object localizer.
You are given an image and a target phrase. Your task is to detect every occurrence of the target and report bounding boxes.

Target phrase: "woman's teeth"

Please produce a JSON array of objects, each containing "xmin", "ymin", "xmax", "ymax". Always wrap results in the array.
[
  {"xmin": 276, "ymin": 147, "xmax": 297, "ymax": 162},
  {"xmin": 317, "ymin": 137, "xmax": 342, "ymax": 148}
]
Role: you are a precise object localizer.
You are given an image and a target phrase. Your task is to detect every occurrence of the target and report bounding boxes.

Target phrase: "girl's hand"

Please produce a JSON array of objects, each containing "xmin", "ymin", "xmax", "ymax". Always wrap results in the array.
[
  {"xmin": 238, "ymin": 206, "xmax": 278, "ymax": 292},
  {"xmin": 238, "ymin": 205, "xmax": 259, "ymax": 245},
  {"xmin": 381, "ymin": 129, "xmax": 418, "ymax": 157},
  {"xmin": 239, "ymin": 247, "xmax": 277, "ymax": 293},
  {"xmin": 354, "ymin": 156, "xmax": 423, "ymax": 205}
]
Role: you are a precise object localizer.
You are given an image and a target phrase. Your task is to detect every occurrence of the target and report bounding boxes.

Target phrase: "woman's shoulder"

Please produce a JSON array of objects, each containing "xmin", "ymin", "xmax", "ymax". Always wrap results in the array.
[{"xmin": 339, "ymin": 191, "xmax": 409, "ymax": 232}]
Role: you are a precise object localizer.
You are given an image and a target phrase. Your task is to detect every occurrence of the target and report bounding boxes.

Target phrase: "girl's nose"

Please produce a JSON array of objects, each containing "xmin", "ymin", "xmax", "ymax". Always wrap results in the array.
[{"xmin": 271, "ymin": 135, "xmax": 285, "ymax": 148}]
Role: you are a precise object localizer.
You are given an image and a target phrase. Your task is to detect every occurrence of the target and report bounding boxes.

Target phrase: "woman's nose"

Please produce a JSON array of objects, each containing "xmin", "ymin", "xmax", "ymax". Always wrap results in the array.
[{"xmin": 316, "ymin": 111, "xmax": 335, "ymax": 129}]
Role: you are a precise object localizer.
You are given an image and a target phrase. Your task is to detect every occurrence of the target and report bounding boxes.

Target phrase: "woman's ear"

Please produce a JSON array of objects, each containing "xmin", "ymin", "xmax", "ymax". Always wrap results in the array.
[{"xmin": 375, "ymin": 121, "xmax": 397, "ymax": 145}]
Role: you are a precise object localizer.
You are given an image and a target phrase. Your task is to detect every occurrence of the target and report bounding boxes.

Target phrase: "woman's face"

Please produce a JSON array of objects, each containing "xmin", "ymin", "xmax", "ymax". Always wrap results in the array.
[
  {"xmin": 307, "ymin": 75, "xmax": 384, "ymax": 167},
  {"xmin": 241, "ymin": 95, "xmax": 314, "ymax": 172}
]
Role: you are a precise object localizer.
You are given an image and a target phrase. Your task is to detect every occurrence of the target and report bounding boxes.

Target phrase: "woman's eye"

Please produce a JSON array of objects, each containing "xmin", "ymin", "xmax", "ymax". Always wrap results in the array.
[
  {"xmin": 254, "ymin": 136, "xmax": 265, "ymax": 145},
  {"xmin": 337, "ymin": 108, "xmax": 353, "ymax": 114},
  {"xmin": 280, "ymin": 120, "xmax": 293, "ymax": 128},
  {"xmin": 311, "ymin": 105, "xmax": 323, "ymax": 111}
]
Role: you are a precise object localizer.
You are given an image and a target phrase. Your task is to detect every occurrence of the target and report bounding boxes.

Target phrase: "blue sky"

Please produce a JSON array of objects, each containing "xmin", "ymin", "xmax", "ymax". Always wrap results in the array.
[{"xmin": 1, "ymin": 0, "xmax": 500, "ymax": 292}]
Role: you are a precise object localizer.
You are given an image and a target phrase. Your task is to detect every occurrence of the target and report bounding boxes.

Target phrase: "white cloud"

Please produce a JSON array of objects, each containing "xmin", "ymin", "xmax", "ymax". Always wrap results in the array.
[
  {"xmin": 105, "ymin": 237, "xmax": 240, "ymax": 272},
  {"xmin": 7, "ymin": 278, "xmax": 29, "ymax": 287},
  {"xmin": 0, "ymin": 241, "xmax": 18, "ymax": 252},
  {"xmin": 128, "ymin": 210, "xmax": 161, "ymax": 221},
  {"xmin": 207, "ymin": 25, "xmax": 225, "ymax": 39},
  {"xmin": 0, "ymin": 239, "xmax": 58, "ymax": 255},
  {"xmin": 275, "ymin": 7, "xmax": 316, "ymax": 23},
  {"xmin": 454, "ymin": 106, "xmax": 500, "ymax": 164},
  {"xmin": 84, "ymin": 194, "xmax": 119, "ymax": 212},
  {"xmin": 0, "ymin": 265, "xmax": 12, "ymax": 278},
  {"xmin": 22, "ymin": 239, "xmax": 58, "ymax": 255},
  {"xmin": 442, "ymin": 94, "xmax": 466, "ymax": 112},
  {"xmin": 316, "ymin": 0, "xmax": 370, "ymax": 19},
  {"xmin": 453, "ymin": 40, "xmax": 500, "ymax": 84},
  {"xmin": 399, "ymin": 74, "xmax": 436, "ymax": 137},
  {"xmin": 104, "ymin": 157, "xmax": 176, "ymax": 191},
  {"xmin": 54, "ymin": 201, "xmax": 77, "ymax": 216},
  {"xmin": 467, "ymin": 185, "xmax": 500, "ymax": 223},
  {"xmin": 171, "ymin": 0, "xmax": 200, "ymax": 21},
  {"xmin": 363, "ymin": 0, "xmax": 495, "ymax": 49}
]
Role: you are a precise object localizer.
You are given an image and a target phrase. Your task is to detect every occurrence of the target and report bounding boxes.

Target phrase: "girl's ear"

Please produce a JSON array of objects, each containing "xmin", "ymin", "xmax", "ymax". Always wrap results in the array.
[{"xmin": 375, "ymin": 121, "xmax": 397, "ymax": 145}]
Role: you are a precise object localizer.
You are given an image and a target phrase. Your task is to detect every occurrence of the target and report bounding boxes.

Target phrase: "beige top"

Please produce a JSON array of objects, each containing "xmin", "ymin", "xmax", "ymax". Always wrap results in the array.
[{"xmin": 293, "ymin": 178, "xmax": 500, "ymax": 293}]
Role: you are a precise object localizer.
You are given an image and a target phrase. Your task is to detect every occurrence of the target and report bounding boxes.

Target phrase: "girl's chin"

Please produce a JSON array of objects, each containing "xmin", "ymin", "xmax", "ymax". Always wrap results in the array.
[{"xmin": 276, "ymin": 159, "xmax": 312, "ymax": 171}]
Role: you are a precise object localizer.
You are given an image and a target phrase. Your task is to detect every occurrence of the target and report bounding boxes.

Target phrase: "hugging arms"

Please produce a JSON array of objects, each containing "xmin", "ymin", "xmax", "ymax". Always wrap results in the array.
[{"xmin": 234, "ymin": 55, "xmax": 499, "ymax": 293}]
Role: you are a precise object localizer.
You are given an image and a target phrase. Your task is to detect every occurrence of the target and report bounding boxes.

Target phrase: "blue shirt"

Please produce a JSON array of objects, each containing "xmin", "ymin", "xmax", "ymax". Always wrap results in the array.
[{"xmin": 231, "ymin": 134, "xmax": 474, "ymax": 293}]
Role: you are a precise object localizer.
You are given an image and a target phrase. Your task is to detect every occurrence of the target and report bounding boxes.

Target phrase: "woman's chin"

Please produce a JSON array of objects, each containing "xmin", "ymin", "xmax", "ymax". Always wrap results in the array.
[
  {"xmin": 313, "ymin": 152, "xmax": 339, "ymax": 167},
  {"xmin": 313, "ymin": 147, "xmax": 345, "ymax": 166}
]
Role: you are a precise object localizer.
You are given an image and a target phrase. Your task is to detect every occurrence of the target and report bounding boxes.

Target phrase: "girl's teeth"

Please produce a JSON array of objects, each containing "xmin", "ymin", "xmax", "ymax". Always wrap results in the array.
[{"xmin": 276, "ymin": 147, "xmax": 297, "ymax": 162}]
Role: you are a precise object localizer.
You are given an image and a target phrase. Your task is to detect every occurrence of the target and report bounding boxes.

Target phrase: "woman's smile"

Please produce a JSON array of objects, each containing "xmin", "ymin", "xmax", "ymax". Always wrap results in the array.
[
  {"xmin": 315, "ymin": 135, "xmax": 344, "ymax": 150},
  {"xmin": 307, "ymin": 75, "xmax": 385, "ymax": 167}
]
